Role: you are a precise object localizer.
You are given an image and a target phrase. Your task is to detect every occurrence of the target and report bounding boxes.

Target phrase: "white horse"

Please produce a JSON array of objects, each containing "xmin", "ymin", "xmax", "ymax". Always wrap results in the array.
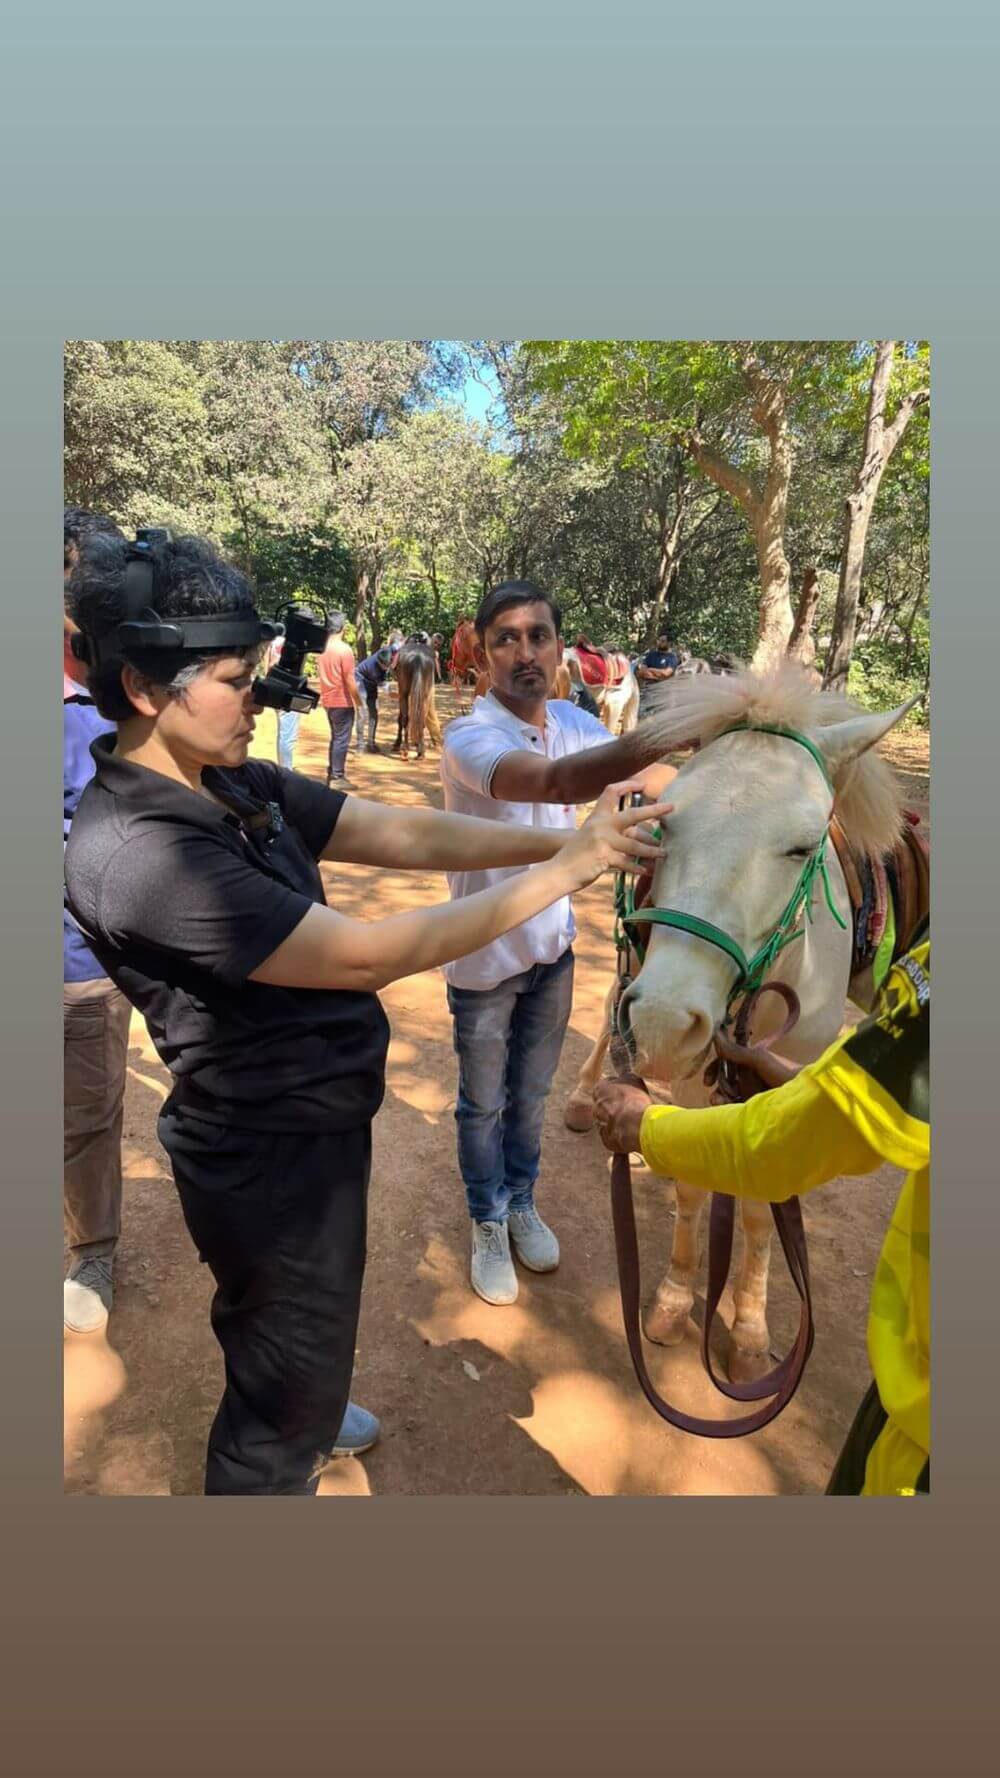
[
  {"xmin": 566, "ymin": 663, "xmax": 914, "ymax": 1382},
  {"xmin": 564, "ymin": 647, "xmax": 640, "ymax": 737}
]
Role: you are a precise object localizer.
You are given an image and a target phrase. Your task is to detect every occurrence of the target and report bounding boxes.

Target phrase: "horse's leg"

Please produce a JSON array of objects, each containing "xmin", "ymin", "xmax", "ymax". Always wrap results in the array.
[
  {"xmin": 564, "ymin": 1023, "xmax": 612, "ymax": 1131},
  {"xmin": 728, "ymin": 1196, "xmax": 774, "ymax": 1383},
  {"xmin": 644, "ymin": 1179, "xmax": 708, "ymax": 1346}
]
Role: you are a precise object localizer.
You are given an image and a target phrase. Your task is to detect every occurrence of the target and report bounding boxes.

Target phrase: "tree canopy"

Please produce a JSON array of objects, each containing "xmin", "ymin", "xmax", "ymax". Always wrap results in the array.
[{"xmin": 64, "ymin": 337, "xmax": 929, "ymax": 717}]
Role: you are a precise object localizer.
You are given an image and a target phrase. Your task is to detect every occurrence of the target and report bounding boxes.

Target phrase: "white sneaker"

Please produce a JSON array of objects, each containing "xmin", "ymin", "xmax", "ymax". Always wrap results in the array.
[
  {"xmin": 470, "ymin": 1219, "xmax": 518, "ymax": 1305},
  {"xmin": 508, "ymin": 1205, "xmax": 560, "ymax": 1272},
  {"xmin": 64, "ymin": 1254, "xmax": 113, "ymax": 1332}
]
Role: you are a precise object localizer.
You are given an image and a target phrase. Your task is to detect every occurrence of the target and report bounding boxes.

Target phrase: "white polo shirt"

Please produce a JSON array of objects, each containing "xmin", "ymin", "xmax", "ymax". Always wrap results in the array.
[{"xmin": 440, "ymin": 691, "xmax": 614, "ymax": 990}]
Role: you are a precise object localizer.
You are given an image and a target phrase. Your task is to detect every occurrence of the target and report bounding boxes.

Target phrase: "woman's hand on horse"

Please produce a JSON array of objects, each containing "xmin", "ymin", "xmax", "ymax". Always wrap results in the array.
[
  {"xmin": 560, "ymin": 781, "xmax": 672, "ymax": 890},
  {"xmin": 593, "ymin": 1078, "xmax": 652, "ymax": 1154}
]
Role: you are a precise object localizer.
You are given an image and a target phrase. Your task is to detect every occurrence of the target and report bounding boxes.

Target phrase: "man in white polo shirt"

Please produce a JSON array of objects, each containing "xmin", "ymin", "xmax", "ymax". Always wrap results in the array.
[{"xmin": 441, "ymin": 581, "xmax": 676, "ymax": 1305}]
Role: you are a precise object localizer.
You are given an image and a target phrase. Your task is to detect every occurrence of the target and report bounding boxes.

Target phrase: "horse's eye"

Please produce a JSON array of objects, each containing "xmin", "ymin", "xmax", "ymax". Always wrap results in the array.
[{"xmin": 786, "ymin": 844, "xmax": 815, "ymax": 859}]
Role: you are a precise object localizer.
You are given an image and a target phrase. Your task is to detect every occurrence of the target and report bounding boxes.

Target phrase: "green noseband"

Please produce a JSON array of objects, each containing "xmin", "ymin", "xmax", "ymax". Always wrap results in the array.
[{"xmin": 615, "ymin": 723, "xmax": 847, "ymax": 1011}]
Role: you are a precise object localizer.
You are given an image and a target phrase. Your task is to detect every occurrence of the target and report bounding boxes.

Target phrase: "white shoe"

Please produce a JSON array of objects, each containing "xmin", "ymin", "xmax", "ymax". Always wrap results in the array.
[
  {"xmin": 508, "ymin": 1205, "xmax": 560, "ymax": 1272},
  {"xmin": 471, "ymin": 1220, "xmax": 518, "ymax": 1305},
  {"xmin": 64, "ymin": 1255, "xmax": 113, "ymax": 1332}
]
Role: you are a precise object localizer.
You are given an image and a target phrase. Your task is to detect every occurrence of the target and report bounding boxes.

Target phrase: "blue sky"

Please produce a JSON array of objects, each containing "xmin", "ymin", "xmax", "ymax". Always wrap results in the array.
[{"xmin": 458, "ymin": 370, "xmax": 495, "ymax": 424}]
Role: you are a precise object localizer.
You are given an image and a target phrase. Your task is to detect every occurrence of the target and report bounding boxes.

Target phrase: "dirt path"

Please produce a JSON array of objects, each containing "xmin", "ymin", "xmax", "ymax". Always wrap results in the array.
[{"xmin": 64, "ymin": 695, "xmax": 929, "ymax": 1496}]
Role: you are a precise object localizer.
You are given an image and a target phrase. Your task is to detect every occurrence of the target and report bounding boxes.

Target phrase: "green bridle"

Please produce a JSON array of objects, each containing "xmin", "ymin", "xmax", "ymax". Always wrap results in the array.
[{"xmin": 615, "ymin": 723, "xmax": 848, "ymax": 1017}]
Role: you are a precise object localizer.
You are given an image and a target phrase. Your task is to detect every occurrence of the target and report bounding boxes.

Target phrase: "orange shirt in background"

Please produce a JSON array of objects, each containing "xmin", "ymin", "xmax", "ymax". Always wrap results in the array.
[{"xmin": 318, "ymin": 637, "xmax": 357, "ymax": 709}]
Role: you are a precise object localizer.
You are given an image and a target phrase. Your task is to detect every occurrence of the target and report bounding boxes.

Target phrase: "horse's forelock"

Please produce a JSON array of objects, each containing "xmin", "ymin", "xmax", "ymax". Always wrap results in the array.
[{"xmin": 641, "ymin": 660, "xmax": 905, "ymax": 860}]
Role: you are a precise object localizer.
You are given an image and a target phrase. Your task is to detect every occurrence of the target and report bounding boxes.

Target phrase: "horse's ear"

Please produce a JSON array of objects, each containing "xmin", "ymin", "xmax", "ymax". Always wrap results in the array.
[{"xmin": 817, "ymin": 696, "xmax": 921, "ymax": 778}]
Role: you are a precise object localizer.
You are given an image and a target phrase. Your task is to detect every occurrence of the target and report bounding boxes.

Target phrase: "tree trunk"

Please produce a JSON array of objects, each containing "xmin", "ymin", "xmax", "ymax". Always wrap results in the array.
[
  {"xmin": 787, "ymin": 567, "xmax": 820, "ymax": 665},
  {"xmin": 354, "ymin": 567, "xmax": 370, "ymax": 659},
  {"xmin": 643, "ymin": 502, "xmax": 678, "ymax": 648},
  {"xmin": 824, "ymin": 342, "xmax": 929, "ymax": 692},
  {"xmin": 749, "ymin": 422, "xmax": 795, "ymax": 670},
  {"xmin": 689, "ymin": 359, "xmax": 795, "ymax": 672},
  {"xmin": 370, "ymin": 566, "xmax": 384, "ymax": 649}
]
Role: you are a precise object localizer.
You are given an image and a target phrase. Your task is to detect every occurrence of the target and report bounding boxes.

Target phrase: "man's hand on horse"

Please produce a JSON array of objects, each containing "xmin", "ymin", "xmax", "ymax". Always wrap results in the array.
[{"xmin": 592, "ymin": 1078, "xmax": 653, "ymax": 1155}]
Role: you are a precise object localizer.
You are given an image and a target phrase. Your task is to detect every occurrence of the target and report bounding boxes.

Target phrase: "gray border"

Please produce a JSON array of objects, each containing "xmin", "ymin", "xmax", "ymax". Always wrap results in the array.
[{"xmin": 3, "ymin": 6, "xmax": 999, "ymax": 1773}]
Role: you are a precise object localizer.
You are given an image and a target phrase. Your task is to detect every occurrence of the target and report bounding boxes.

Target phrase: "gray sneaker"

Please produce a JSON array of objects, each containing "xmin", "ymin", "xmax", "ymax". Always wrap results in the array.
[
  {"xmin": 508, "ymin": 1205, "xmax": 560, "ymax": 1272},
  {"xmin": 64, "ymin": 1254, "xmax": 114, "ymax": 1333},
  {"xmin": 470, "ymin": 1219, "xmax": 518, "ymax": 1305}
]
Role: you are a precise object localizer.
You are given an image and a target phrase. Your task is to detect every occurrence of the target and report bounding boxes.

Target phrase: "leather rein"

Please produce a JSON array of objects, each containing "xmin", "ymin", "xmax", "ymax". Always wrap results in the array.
[{"xmin": 607, "ymin": 723, "xmax": 845, "ymax": 1438}]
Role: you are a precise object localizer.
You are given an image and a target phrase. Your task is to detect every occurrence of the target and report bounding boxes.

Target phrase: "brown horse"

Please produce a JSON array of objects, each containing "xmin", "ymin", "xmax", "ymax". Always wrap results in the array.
[
  {"xmin": 392, "ymin": 636, "xmax": 437, "ymax": 760},
  {"xmin": 448, "ymin": 619, "xmax": 480, "ymax": 711}
]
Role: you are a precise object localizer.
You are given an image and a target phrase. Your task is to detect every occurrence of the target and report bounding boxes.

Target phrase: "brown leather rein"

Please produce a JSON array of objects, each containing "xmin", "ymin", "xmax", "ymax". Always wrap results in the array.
[{"xmin": 608, "ymin": 950, "xmax": 815, "ymax": 1439}]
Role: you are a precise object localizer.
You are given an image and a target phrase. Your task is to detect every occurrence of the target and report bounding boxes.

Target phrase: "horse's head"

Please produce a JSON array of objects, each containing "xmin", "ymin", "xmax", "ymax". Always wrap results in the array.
[{"xmin": 618, "ymin": 666, "xmax": 917, "ymax": 1081}]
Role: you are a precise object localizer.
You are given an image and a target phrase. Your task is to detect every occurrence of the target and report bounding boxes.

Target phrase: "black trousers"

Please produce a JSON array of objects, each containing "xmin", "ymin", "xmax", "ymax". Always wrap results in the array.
[
  {"xmin": 158, "ymin": 1109, "xmax": 370, "ymax": 1495},
  {"xmin": 826, "ymin": 1379, "xmax": 930, "ymax": 1495}
]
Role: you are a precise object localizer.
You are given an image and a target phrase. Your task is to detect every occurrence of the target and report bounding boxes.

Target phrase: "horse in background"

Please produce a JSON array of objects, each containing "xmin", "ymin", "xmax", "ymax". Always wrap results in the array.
[
  {"xmin": 564, "ymin": 639, "xmax": 639, "ymax": 736},
  {"xmin": 392, "ymin": 634, "xmax": 438, "ymax": 760},
  {"xmin": 448, "ymin": 619, "xmax": 480, "ymax": 712}
]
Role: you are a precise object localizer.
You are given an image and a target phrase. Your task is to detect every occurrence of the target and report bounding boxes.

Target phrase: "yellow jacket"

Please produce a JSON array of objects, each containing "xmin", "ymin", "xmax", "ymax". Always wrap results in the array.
[{"xmin": 639, "ymin": 931, "xmax": 930, "ymax": 1496}]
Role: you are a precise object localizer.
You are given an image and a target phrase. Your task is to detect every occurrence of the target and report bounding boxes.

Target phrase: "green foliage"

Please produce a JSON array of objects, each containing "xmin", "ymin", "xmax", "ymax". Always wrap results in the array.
[
  {"xmin": 847, "ymin": 621, "xmax": 929, "ymax": 728},
  {"xmin": 242, "ymin": 525, "xmax": 355, "ymax": 619},
  {"xmin": 63, "ymin": 338, "xmax": 929, "ymax": 713}
]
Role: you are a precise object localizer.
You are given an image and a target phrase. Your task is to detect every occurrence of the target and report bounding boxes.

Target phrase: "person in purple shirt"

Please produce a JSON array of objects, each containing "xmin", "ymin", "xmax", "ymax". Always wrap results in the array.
[{"xmin": 63, "ymin": 507, "xmax": 133, "ymax": 1332}]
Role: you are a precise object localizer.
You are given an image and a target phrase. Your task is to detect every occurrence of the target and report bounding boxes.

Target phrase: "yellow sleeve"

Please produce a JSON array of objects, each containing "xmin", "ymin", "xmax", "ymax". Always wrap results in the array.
[{"xmin": 638, "ymin": 1066, "xmax": 884, "ymax": 1203}]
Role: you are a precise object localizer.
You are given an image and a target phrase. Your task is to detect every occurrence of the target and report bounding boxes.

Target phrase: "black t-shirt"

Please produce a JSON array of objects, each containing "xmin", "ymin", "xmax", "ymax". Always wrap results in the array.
[
  {"xmin": 64, "ymin": 736, "xmax": 390, "ymax": 1132},
  {"xmin": 642, "ymin": 648, "xmax": 679, "ymax": 670}
]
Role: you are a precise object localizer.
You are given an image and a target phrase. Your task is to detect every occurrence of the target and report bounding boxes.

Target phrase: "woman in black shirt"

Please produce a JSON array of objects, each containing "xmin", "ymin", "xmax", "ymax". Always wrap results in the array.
[{"xmin": 65, "ymin": 532, "xmax": 669, "ymax": 1494}]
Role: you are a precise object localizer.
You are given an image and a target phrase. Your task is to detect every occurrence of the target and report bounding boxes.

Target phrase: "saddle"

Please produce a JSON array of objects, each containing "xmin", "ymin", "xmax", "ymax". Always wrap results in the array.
[
  {"xmin": 577, "ymin": 644, "xmax": 630, "ymax": 688},
  {"xmin": 830, "ymin": 812, "xmax": 930, "ymax": 994},
  {"xmin": 576, "ymin": 643, "xmax": 610, "ymax": 687}
]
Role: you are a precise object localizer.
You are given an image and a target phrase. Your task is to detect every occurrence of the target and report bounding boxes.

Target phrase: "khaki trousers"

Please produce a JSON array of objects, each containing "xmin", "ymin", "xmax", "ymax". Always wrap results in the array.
[{"xmin": 64, "ymin": 977, "xmax": 131, "ymax": 1256}]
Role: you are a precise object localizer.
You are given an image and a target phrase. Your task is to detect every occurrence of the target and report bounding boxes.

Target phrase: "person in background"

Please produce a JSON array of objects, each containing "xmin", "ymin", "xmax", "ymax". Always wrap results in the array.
[
  {"xmin": 317, "ymin": 612, "xmax": 358, "ymax": 788},
  {"xmin": 354, "ymin": 644, "xmax": 395, "ymax": 753},
  {"xmin": 63, "ymin": 507, "xmax": 133, "ymax": 1333},
  {"xmin": 635, "ymin": 632, "xmax": 680, "ymax": 719},
  {"xmin": 265, "ymin": 633, "xmax": 300, "ymax": 770},
  {"xmin": 592, "ymin": 919, "xmax": 930, "ymax": 1497}
]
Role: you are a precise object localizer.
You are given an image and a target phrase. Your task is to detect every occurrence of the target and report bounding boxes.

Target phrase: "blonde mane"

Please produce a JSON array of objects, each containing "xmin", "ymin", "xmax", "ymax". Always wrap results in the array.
[{"xmin": 639, "ymin": 660, "xmax": 905, "ymax": 860}]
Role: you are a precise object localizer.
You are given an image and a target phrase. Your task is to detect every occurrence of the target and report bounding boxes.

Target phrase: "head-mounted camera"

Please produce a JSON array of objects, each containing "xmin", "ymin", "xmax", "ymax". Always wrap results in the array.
[
  {"xmin": 70, "ymin": 529, "xmax": 328, "ymax": 715},
  {"xmin": 250, "ymin": 601, "xmax": 331, "ymax": 714}
]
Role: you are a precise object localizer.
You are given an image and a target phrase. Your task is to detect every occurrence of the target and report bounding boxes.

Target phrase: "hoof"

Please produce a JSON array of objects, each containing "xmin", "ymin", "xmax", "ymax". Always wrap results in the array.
[
  {"xmin": 728, "ymin": 1340, "xmax": 772, "ymax": 1384},
  {"xmin": 643, "ymin": 1298, "xmax": 691, "ymax": 1347},
  {"xmin": 564, "ymin": 1093, "xmax": 595, "ymax": 1133}
]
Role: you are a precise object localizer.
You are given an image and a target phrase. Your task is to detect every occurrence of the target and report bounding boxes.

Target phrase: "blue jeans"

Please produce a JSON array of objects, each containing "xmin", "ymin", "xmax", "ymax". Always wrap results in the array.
[
  {"xmin": 275, "ymin": 709, "xmax": 301, "ymax": 771},
  {"xmin": 447, "ymin": 949, "xmax": 574, "ymax": 1225}
]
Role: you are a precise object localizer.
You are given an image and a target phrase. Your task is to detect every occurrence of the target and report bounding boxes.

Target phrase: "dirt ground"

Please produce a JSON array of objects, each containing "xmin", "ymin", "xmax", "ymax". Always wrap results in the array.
[{"xmin": 64, "ymin": 691, "xmax": 929, "ymax": 1497}]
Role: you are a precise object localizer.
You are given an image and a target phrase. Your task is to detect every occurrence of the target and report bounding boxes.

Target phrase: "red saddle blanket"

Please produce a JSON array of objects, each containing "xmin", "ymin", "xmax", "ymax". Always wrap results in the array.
[{"xmin": 576, "ymin": 644, "xmax": 609, "ymax": 687}]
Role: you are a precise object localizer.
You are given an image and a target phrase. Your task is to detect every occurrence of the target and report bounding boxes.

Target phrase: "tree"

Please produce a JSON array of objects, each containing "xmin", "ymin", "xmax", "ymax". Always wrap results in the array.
[
  {"xmin": 376, "ymin": 407, "xmax": 497, "ymax": 621},
  {"xmin": 524, "ymin": 339, "xmax": 857, "ymax": 667},
  {"xmin": 331, "ymin": 439, "xmax": 411, "ymax": 652},
  {"xmin": 824, "ymin": 342, "xmax": 930, "ymax": 691},
  {"xmin": 64, "ymin": 340, "xmax": 211, "ymax": 534},
  {"xmin": 192, "ymin": 341, "xmax": 328, "ymax": 572}
]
